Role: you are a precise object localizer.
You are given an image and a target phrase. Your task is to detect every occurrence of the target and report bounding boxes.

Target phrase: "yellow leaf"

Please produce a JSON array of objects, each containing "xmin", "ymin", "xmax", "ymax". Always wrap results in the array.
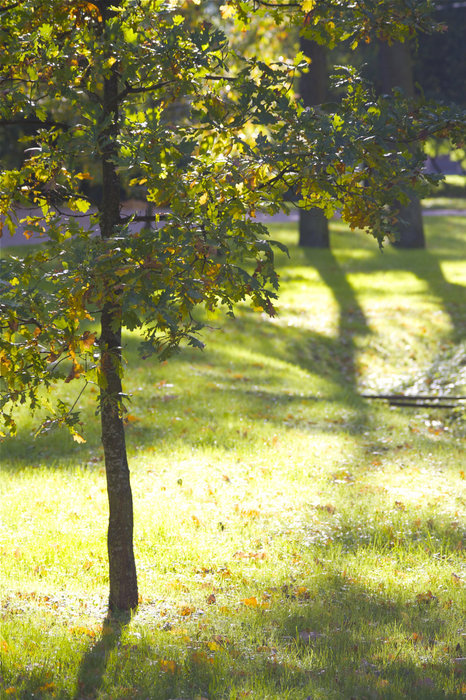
[
  {"xmin": 73, "ymin": 198, "xmax": 90, "ymax": 213},
  {"xmin": 199, "ymin": 192, "xmax": 208, "ymax": 205},
  {"xmin": 242, "ymin": 596, "xmax": 258, "ymax": 607},
  {"xmin": 302, "ymin": 0, "xmax": 315, "ymax": 11},
  {"xmin": 220, "ymin": 4, "xmax": 236, "ymax": 19},
  {"xmin": 72, "ymin": 431, "xmax": 86, "ymax": 444}
]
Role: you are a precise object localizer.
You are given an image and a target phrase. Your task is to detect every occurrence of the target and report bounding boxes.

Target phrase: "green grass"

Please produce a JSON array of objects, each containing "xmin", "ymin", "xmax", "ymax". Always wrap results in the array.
[
  {"xmin": 423, "ymin": 174, "xmax": 466, "ymax": 210},
  {"xmin": 1, "ymin": 217, "xmax": 465, "ymax": 699}
]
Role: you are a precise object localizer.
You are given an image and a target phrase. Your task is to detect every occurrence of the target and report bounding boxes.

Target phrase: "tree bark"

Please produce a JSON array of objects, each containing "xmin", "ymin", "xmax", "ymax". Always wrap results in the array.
[
  {"xmin": 100, "ymin": 304, "xmax": 138, "ymax": 612},
  {"xmin": 378, "ymin": 40, "xmax": 425, "ymax": 249},
  {"xmin": 98, "ymin": 7, "xmax": 138, "ymax": 612},
  {"xmin": 299, "ymin": 38, "xmax": 329, "ymax": 248}
]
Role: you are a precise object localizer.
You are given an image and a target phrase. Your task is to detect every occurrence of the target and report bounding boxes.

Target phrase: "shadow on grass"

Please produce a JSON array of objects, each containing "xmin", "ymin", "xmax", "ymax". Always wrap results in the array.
[
  {"xmin": 303, "ymin": 246, "xmax": 371, "ymax": 386},
  {"xmin": 63, "ymin": 573, "xmax": 462, "ymax": 699},
  {"xmin": 2, "ymin": 220, "xmax": 464, "ymax": 470},
  {"xmin": 0, "ymin": 315, "xmax": 372, "ymax": 469},
  {"xmin": 74, "ymin": 612, "xmax": 130, "ymax": 700}
]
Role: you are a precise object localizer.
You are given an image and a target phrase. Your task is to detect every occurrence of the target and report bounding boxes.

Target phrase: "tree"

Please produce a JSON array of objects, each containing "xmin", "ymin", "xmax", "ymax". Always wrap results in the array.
[
  {"xmin": 1, "ymin": 0, "xmax": 464, "ymax": 613},
  {"xmin": 378, "ymin": 39, "xmax": 425, "ymax": 248},
  {"xmin": 298, "ymin": 37, "xmax": 330, "ymax": 248}
]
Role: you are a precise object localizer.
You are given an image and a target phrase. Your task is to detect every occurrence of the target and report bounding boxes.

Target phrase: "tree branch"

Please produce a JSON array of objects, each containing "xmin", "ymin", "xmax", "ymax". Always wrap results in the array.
[
  {"xmin": 118, "ymin": 79, "xmax": 174, "ymax": 101},
  {"xmin": 0, "ymin": 117, "xmax": 70, "ymax": 130},
  {"xmin": 119, "ymin": 213, "xmax": 168, "ymax": 224},
  {"xmin": 252, "ymin": 0, "xmax": 300, "ymax": 7},
  {"xmin": 0, "ymin": 1, "xmax": 25, "ymax": 12}
]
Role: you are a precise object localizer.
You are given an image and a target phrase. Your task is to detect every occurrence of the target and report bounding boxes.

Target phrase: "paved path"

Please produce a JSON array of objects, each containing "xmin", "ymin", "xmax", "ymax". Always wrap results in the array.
[{"xmin": 2, "ymin": 204, "xmax": 466, "ymax": 248}]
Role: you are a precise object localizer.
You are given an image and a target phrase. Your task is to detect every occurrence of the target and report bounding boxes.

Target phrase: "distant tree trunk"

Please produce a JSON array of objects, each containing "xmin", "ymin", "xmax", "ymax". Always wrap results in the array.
[
  {"xmin": 99, "ymin": 14, "xmax": 138, "ymax": 612},
  {"xmin": 299, "ymin": 38, "xmax": 329, "ymax": 248},
  {"xmin": 379, "ymin": 40, "xmax": 425, "ymax": 249}
]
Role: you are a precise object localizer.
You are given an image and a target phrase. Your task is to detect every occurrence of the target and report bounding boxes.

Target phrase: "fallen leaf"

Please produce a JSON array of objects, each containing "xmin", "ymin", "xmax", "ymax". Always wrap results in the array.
[
  {"xmin": 39, "ymin": 682, "xmax": 56, "ymax": 692},
  {"xmin": 296, "ymin": 586, "xmax": 311, "ymax": 599},
  {"xmin": 124, "ymin": 414, "xmax": 139, "ymax": 424},
  {"xmin": 242, "ymin": 596, "xmax": 258, "ymax": 607},
  {"xmin": 179, "ymin": 605, "xmax": 195, "ymax": 617},
  {"xmin": 159, "ymin": 659, "xmax": 177, "ymax": 673},
  {"xmin": 299, "ymin": 630, "xmax": 324, "ymax": 643},
  {"xmin": 416, "ymin": 590, "xmax": 437, "ymax": 604},
  {"xmin": 206, "ymin": 593, "xmax": 216, "ymax": 605}
]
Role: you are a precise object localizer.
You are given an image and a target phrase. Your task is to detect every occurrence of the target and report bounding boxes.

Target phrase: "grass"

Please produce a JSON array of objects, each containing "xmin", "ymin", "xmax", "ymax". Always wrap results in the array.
[
  {"xmin": 423, "ymin": 175, "xmax": 466, "ymax": 210},
  {"xmin": 1, "ymin": 216, "xmax": 466, "ymax": 699}
]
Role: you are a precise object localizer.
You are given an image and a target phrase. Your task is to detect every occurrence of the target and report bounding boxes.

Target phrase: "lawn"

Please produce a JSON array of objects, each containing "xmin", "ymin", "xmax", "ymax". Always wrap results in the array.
[{"xmin": 1, "ymin": 217, "xmax": 465, "ymax": 699}]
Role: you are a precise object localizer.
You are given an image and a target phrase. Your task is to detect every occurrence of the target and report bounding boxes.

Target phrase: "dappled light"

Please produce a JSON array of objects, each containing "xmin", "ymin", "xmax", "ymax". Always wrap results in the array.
[{"xmin": 1, "ymin": 216, "xmax": 465, "ymax": 698}]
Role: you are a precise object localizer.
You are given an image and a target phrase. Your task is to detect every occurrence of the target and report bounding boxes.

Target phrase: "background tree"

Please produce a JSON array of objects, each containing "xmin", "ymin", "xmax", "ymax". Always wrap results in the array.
[
  {"xmin": 298, "ymin": 37, "xmax": 330, "ymax": 248},
  {"xmin": 1, "ymin": 0, "xmax": 464, "ymax": 613},
  {"xmin": 378, "ymin": 39, "xmax": 425, "ymax": 248}
]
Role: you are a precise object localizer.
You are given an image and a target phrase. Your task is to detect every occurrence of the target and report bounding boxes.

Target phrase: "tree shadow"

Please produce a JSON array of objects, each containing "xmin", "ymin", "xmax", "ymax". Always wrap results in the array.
[
  {"xmin": 73, "ymin": 612, "xmax": 130, "ymax": 700},
  {"xmin": 302, "ymin": 247, "xmax": 371, "ymax": 390},
  {"xmin": 403, "ymin": 251, "xmax": 465, "ymax": 345}
]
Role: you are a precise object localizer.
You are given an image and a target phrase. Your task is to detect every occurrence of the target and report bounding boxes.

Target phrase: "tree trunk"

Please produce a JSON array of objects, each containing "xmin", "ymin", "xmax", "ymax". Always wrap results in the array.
[
  {"xmin": 299, "ymin": 207, "xmax": 329, "ymax": 247},
  {"xmin": 378, "ymin": 40, "xmax": 425, "ymax": 249},
  {"xmin": 299, "ymin": 38, "xmax": 329, "ymax": 248},
  {"xmin": 98, "ymin": 15, "xmax": 138, "ymax": 612},
  {"xmin": 100, "ymin": 305, "xmax": 138, "ymax": 612}
]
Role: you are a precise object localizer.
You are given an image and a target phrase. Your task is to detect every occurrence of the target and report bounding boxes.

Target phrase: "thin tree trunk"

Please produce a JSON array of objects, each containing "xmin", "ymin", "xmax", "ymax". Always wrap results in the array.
[
  {"xmin": 378, "ymin": 40, "xmax": 425, "ymax": 249},
  {"xmin": 98, "ymin": 8, "xmax": 138, "ymax": 612},
  {"xmin": 100, "ymin": 304, "xmax": 138, "ymax": 612},
  {"xmin": 299, "ymin": 38, "xmax": 329, "ymax": 248}
]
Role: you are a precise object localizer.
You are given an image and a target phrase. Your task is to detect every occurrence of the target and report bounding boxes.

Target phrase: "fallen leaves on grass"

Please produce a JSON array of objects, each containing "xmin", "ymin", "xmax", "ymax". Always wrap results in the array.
[
  {"xmin": 233, "ymin": 550, "xmax": 267, "ymax": 560},
  {"xmin": 159, "ymin": 659, "xmax": 177, "ymax": 673}
]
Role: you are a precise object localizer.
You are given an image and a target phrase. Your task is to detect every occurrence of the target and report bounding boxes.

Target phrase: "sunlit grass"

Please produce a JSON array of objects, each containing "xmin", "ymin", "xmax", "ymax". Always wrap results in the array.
[{"xmin": 1, "ymin": 217, "xmax": 465, "ymax": 699}]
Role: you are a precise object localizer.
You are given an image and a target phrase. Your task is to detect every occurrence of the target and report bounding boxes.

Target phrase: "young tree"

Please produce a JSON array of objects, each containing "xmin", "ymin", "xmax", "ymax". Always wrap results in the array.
[{"xmin": 1, "ymin": 0, "xmax": 464, "ymax": 612}]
